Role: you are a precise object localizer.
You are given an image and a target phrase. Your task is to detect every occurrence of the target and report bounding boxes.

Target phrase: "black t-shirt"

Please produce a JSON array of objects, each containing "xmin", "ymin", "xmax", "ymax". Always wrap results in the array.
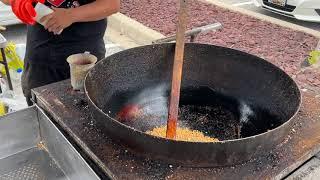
[
  {"xmin": 25, "ymin": 0, "xmax": 107, "ymax": 65},
  {"xmin": 45, "ymin": 0, "xmax": 92, "ymax": 8}
]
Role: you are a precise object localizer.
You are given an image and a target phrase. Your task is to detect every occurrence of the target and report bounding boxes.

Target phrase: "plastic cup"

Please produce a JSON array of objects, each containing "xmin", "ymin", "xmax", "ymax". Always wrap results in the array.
[
  {"xmin": 34, "ymin": 3, "xmax": 63, "ymax": 34},
  {"xmin": 67, "ymin": 52, "xmax": 97, "ymax": 91}
]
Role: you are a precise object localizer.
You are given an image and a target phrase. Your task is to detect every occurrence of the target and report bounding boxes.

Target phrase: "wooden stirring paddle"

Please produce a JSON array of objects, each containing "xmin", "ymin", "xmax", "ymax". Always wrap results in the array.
[{"xmin": 166, "ymin": 0, "xmax": 188, "ymax": 139}]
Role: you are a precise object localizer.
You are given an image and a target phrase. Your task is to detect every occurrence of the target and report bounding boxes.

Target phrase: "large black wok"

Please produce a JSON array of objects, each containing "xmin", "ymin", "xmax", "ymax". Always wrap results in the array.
[{"xmin": 84, "ymin": 43, "xmax": 301, "ymax": 167}]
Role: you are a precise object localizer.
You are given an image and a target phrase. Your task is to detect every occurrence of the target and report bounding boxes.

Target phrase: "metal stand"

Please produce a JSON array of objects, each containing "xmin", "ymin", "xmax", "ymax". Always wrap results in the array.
[
  {"xmin": 152, "ymin": 23, "xmax": 223, "ymax": 44},
  {"xmin": 0, "ymin": 33, "xmax": 13, "ymax": 91}
]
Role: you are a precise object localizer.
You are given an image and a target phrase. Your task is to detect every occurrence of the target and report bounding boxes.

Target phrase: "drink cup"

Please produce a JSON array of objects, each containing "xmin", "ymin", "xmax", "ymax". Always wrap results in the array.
[{"xmin": 67, "ymin": 52, "xmax": 97, "ymax": 90}]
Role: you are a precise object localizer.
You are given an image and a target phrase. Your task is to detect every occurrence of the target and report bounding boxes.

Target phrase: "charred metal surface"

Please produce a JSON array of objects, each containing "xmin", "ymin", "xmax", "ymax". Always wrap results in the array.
[{"xmin": 32, "ymin": 80, "xmax": 320, "ymax": 180}]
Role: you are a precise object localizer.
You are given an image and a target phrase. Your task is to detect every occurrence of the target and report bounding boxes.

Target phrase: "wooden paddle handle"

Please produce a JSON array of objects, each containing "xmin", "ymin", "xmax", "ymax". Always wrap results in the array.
[{"xmin": 166, "ymin": 0, "xmax": 188, "ymax": 139}]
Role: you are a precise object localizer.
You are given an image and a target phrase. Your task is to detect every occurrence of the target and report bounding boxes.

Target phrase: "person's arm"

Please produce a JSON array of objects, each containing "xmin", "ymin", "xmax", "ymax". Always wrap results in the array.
[
  {"xmin": 1, "ymin": 0, "xmax": 11, "ymax": 5},
  {"xmin": 42, "ymin": 0, "xmax": 119, "ymax": 34}
]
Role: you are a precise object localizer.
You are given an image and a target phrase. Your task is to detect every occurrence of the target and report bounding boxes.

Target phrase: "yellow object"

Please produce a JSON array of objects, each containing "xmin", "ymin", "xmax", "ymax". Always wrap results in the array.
[
  {"xmin": 146, "ymin": 126, "xmax": 219, "ymax": 142},
  {"xmin": 307, "ymin": 50, "xmax": 320, "ymax": 65},
  {"xmin": 0, "ymin": 42, "xmax": 24, "ymax": 75},
  {"xmin": 0, "ymin": 101, "xmax": 6, "ymax": 116}
]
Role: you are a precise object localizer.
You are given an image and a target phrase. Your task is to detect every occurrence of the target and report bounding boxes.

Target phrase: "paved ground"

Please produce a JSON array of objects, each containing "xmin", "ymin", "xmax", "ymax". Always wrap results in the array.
[
  {"xmin": 217, "ymin": 0, "xmax": 320, "ymax": 31},
  {"xmin": 1, "ymin": 24, "xmax": 27, "ymax": 44}
]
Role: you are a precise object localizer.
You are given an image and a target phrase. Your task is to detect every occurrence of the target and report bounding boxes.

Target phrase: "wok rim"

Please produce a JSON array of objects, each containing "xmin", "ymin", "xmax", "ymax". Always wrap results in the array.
[{"xmin": 84, "ymin": 42, "xmax": 302, "ymax": 144}]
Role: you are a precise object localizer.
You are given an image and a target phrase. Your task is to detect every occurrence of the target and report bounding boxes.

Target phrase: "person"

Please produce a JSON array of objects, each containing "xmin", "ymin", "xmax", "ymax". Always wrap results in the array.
[{"xmin": 0, "ymin": 0, "xmax": 120, "ymax": 105}]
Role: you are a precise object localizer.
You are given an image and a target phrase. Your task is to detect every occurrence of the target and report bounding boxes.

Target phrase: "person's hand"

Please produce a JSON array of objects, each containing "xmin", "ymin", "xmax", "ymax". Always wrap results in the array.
[
  {"xmin": 40, "ymin": 7, "xmax": 74, "ymax": 34},
  {"xmin": 10, "ymin": 0, "xmax": 45, "ymax": 25}
]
